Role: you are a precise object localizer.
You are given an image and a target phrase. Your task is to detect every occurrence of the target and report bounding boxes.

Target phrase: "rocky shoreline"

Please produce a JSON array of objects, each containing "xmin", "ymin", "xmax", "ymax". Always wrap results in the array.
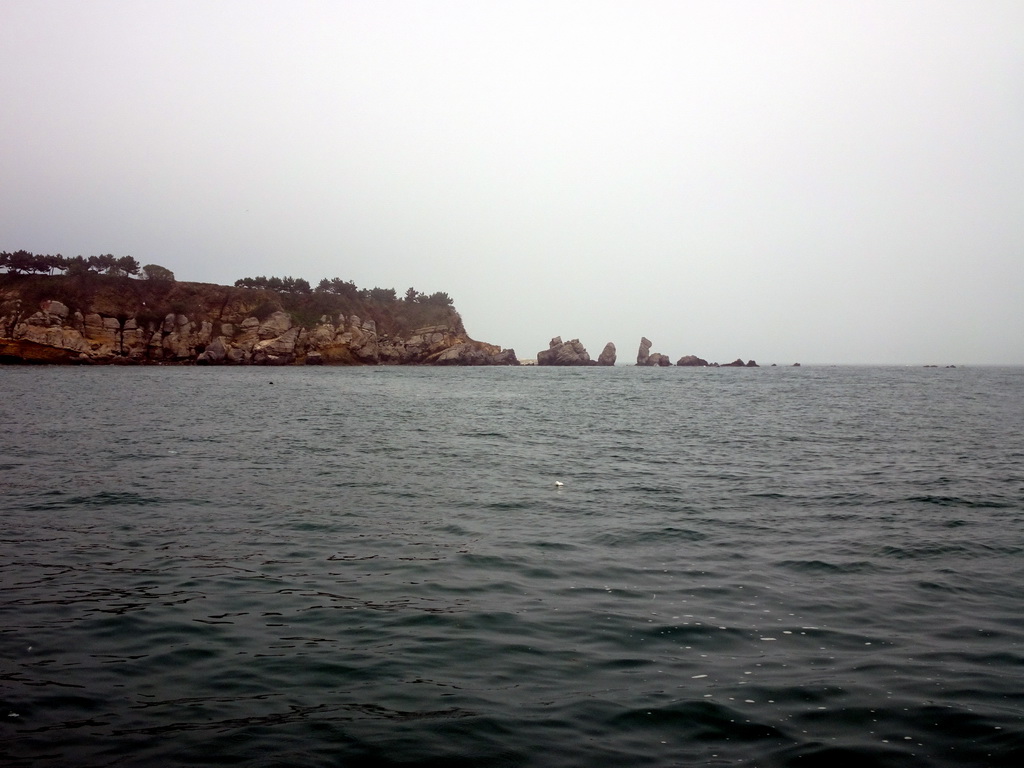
[
  {"xmin": 0, "ymin": 275, "xmax": 780, "ymax": 368},
  {"xmin": 0, "ymin": 275, "xmax": 517, "ymax": 366}
]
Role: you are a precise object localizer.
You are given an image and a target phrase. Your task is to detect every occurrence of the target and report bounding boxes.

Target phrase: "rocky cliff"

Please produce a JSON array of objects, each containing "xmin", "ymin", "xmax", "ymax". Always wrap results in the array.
[{"xmin": 0, "ymin": 274, "xmax": 517, "ymax": 365}]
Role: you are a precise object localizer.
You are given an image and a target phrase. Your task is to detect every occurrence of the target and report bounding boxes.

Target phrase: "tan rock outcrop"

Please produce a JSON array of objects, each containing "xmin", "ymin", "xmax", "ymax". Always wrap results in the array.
[
  {"xmin": 537, "ymin": 336, "xmax": 592, "ymax": 366},
  {"xmin": 0, "ymin": 276, "xmax": 517, "ymax": 365}
]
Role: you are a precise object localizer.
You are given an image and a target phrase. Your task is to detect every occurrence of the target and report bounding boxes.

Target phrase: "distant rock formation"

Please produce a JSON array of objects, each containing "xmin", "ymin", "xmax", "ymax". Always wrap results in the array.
[
  {"xmin": 597, "ymin": 342, "xmax": 616, "ymax": 366},
  {"xmin": 676, "ymin": 355, "xmax": 710, "ymax": 367},
  {"xmin": 636, "ymin": 337, "xmax": 652, "ymax": 365},
  {"xmin": 537, "ymin": 336, "xmax": 592, "ymax": 366},
  {"xmin": 636, "ymin": 337, "xmax": 670, "ymax": 366}
]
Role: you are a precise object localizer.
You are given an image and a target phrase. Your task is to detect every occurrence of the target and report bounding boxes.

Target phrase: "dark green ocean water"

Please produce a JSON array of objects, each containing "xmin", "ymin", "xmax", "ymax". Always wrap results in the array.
[{"xmin": 2, "ymin": 365, "xmax": 1023, "ymax": 767}]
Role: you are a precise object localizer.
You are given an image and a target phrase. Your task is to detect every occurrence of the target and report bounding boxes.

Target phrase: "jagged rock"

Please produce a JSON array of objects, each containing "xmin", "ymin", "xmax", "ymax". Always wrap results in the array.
[
  {"xmin": 377, "ymin": 338, "xmax": 408, "ymax": 364},
  {"xmin": 636, "ymin": 337, "xmax": 652, "ymax": 365},
  {"xmin": 346, "ymin": 320, "xmax": 379, "ymax": 363},
  {"xmin": 307, "ymin": 321, "xmax": 338, "ymax": 347},
  {"xmin": 258, "ymin": 311, "xmax": 292, "ymax": 340},
  {"xmin": 397, "ymin": 325, "xmax": 456, "ymax": 363},
  {"xmin": 197, "ymin": 336, "xmax": 229, "ymax": 364},
  {"xmin": 160, "ymin": 315, "xmax": 196, "ymax": 360},
  {"xmin": 677, "ymin": 355, "xmax": 710, "ymax": 366},
  {"xmin": 255, "ymin": 326, "xmax": 301, "ymax": 358},
  {"xmin": 722, "ymin": 358, "xmax": 747, "ymax": 367},
  {"xmin": 430, "ymin": 341, "xmax": 518, "ymax": 366},
  {"xmin": 598, "ymin": 342, "xmax": 616, "ymax": 366},
  {"xmin": 746, "ymin": 359, "xmax": 759, "ymax": 367},
  {"xmin": 40, "ymin": 300, "xmax": 70, "ymax": 320},
  {"xmin": 636, "ymin": 338, "xmax": 670, "ymax": 366},
  {"xmin": 537, "ymin": 337, "xmax": 591, "ymax": 366},
  {"xmin": 1, "ymin": 338, "xmax": 84, "ymax": 362},
  {"xmin": 12, "ymin": 325, "xmax": 90, "ymax": 357}
]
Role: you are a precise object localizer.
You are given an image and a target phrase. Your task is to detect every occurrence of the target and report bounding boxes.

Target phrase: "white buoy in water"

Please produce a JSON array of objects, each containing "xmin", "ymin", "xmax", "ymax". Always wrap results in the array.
[{"xmin": 554, "ymin": 481, "xmax": 564, "ymax": 487}]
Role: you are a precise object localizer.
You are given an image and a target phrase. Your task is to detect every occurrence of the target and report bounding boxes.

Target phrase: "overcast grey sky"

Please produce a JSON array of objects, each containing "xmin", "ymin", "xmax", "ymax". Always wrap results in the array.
[{"xmin": 2, "ymin": 1, "xmax": 1022, "ymax": 364}]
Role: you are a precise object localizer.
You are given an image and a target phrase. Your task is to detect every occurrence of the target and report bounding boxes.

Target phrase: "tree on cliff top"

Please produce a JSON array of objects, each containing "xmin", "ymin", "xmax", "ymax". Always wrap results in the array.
[
  {"xmin": 142, "ymin": 264, "xmax": 175, "ymax": 281},
  {"xmin": 111, "ymin": 256, "xmax": 141, "ymax": 277}
]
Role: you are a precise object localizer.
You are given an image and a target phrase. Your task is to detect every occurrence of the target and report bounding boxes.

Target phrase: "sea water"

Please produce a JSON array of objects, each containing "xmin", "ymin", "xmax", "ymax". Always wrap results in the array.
[{"xmin": 2, "ymin": 365, "xmax": 1022, "ymax": 767}]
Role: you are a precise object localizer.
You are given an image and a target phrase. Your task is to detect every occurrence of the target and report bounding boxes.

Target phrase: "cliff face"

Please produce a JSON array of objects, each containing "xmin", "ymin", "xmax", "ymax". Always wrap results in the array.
[{"xmin": 0, "ymin": 274, "xmax": 518, "ymax": 366}]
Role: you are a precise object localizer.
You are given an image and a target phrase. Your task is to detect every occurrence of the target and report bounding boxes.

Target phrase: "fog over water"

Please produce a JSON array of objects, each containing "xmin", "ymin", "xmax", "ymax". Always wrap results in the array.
[{"xmin": 2, "ymin": 1, "xmax": 1023, "ymax": 364}]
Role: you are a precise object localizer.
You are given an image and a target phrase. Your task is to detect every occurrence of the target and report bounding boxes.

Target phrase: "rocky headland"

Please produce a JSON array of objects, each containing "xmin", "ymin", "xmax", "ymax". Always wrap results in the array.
[{"xmin": 0, "ymin": 273, "xmax": 517, "ymax": 366}]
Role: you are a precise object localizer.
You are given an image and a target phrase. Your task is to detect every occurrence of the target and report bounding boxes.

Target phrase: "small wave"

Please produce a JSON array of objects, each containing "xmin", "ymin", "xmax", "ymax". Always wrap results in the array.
[
  {"xmin": 907, "ymin": 494, "xmax": 1015, "ymax": 509},
  {"xmin": 876, "ymin": 543, "xmax": 972, "ymax": 560},
  {"xmin": 775, "ymin": 742, "xmax": 909, "ymax": 768},
  {"xmin": 610, "ymin": 700, "xmax": 789, "ymax": 742},
  {"xmin": 777, "ymin": 559, "xmax": 882, "ymax": 574}
]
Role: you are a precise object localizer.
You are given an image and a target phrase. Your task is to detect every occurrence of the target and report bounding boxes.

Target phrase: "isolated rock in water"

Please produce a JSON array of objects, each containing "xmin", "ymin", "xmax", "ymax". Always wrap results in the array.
[
  {"xmin": 537, "ymin": 337, "xmax": 591, "ymax": 366},
  {"xmin": 722, "ymin": 358, "xmax": 747, "ymax": 367},
  {"xmin": 676, "ymin": 355, "xmax": 709, "ymax": 366},
  {"xmin": 636, "ymin": 337, "xmax": 652, "ymax": 365},
  {"xmin": 746, "ymin": 359, "xmax": 759, "ymax": 367},
  {"xmin": 636, "ymin": 337, "xmax": 670, "ymax": 366},
  {"xmin": 598, "ymin": 342, "xmax": 616, "ymax": 366}
]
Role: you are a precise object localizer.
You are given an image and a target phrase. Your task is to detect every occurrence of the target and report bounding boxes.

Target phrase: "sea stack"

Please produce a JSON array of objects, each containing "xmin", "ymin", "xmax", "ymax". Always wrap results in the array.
[
  {"xmin": 636, "ymin": 337, "xmax": 652, "ymax": 365},
  {"xmin": 598, "ymin": 342, "xmax": 616, "ymax": 366}
]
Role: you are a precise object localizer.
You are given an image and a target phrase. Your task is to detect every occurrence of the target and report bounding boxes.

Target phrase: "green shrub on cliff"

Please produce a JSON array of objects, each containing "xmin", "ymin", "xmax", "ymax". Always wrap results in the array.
[{"xmin": 235, "ymin": 274, "xmax": 461, "ymax": 336}]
